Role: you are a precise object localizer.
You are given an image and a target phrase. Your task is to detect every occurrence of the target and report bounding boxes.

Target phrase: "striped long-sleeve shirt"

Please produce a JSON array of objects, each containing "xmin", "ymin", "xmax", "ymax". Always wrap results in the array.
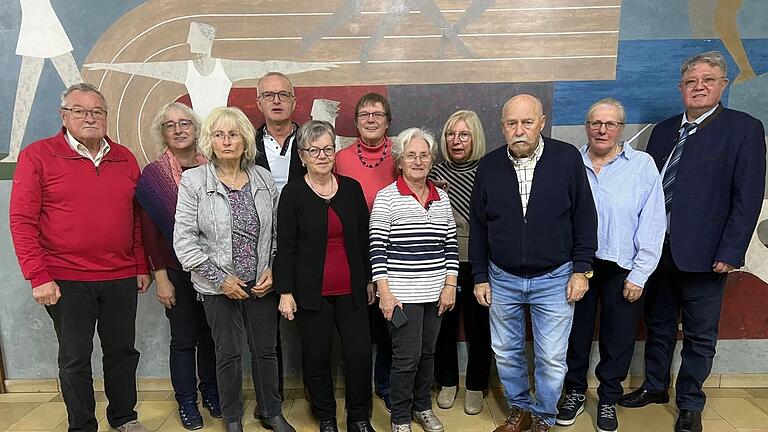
[{"xmin": 370, "ymin": 177, "xmax": 459, "ymax": 303}]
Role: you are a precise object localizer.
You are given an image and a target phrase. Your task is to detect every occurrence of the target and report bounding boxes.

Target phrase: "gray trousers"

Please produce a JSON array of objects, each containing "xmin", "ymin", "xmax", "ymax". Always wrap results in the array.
[{"xmin": 202, "ymin": 290, "xmax": 281, "ymax": 422}]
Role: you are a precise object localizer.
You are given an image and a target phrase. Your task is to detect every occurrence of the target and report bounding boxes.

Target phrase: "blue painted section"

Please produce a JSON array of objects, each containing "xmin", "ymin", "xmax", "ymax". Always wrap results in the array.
[{"xmin": 552, "ymin": 38, "xmax": 768, "ymax": 126}]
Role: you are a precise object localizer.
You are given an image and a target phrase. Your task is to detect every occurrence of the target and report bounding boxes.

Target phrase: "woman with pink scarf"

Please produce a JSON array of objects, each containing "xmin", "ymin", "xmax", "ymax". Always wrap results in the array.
[{"xmin": 135, "ymin": 102, "xmax": 218, "ymax": 430}]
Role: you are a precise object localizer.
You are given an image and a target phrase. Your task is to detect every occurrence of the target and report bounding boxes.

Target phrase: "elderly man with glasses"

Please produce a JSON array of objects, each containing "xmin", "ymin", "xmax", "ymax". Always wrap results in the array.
[
  {"xmin": 9, "ymin": 83, "xmax": 152, "ymax": 432},
  {"xmin": 618, "ymin": 50, "xmax": 766, "ymax": 432}
]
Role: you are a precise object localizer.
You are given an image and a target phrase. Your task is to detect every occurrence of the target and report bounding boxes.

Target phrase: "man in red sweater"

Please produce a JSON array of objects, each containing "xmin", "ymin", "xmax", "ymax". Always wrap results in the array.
[{"xmin": 9, "ymin": 83, "xmax": 152, "ymax": 432}]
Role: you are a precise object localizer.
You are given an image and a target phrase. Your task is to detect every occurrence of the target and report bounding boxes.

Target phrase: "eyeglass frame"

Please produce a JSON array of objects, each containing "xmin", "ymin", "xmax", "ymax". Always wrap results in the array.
[
  {"xmin": 258, "ymin": 91, "xmax": 295, "ymax": 102},
  {"xmin": 356, "ymin": 111, "xmax": 387, "ymax": 121},
  {"xmin": 403, "ymin": 152, "xmax": 433, "ymax": 163},
  {"xmin": 445, "ymin": 131, "xmax": 472, "ymax": 142},
  {"xmin": 585, "ymin": 120, "xmax": 624, "ymax": 132},
  {"xmin": 61, "ymin": 107, "xmax": 107, "ymax": 120},
  {"xmin": 680, "ymin": 76, "xmax": 727, "ymax": 89},
  {"xmin": 300, "ymin": 146, "xmax": 336, "ymax": 158},
  {"xmin": 162, "ymin": 119, "xmax": 194, "ymax": 132}
]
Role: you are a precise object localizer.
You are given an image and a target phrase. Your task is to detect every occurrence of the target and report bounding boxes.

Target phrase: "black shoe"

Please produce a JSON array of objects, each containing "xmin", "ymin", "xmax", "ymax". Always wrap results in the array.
[
  {"xmin": 348, "ymin": 420, "xmax": 376, "ymax": 432},
  {"xmin": 201, "ymin": 393, "xmax": 222, "ymax": 418},
  {"xmin": 225, "ymin": 420, "xmax": 243, "ymax": 432},
  {"xmin": 319, "ymin": 418, "xmax": 339, "ymax": 432},
  {"xmin": 618, "ymin": 388, "xmax": 669, "ymax": 408},
  {"xmin": 556, "ymin": 390, "xmax": 586, "ymax": 426},
  {"xmin": 261, "ymin": 414, "xmax": 296, "ymax": 432},
  {"xmin": 178, "ymin": 402, "xmax": 203, "ymax": 430},
  {"xmin": 596, "ymin": 403, "xmax": 618, "ymax": 432},
  {"xmin": 675, "ymin": 410, "xmax": 702, "ymax": 432}
]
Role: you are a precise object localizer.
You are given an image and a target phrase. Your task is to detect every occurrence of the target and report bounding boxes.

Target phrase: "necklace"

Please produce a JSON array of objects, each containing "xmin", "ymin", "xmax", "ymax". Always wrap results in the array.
[
  {"xmin": 218, "ymin": 169, "xmax": 242, "ymax": 188},
  {"xmin": 357, "ymin": 141, "xmax": 388, "ymax": 169},
  {"xmin": 307, "ymin": 175, "xmax": 336, "ymax": 201}
]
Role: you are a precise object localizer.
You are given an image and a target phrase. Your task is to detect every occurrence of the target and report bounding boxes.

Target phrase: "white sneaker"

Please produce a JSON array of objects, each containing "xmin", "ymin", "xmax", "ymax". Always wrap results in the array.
[
  {"xmin": 111, "ymin": 420, "xmax": 148, "ymax": 432},
  {"xmin": 412, "ymin": 409, "xmax": 444, "ymax": 432}
]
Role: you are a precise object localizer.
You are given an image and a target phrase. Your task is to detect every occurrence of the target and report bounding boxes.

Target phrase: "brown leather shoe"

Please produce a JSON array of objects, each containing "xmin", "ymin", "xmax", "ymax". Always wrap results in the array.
[
  {"xmin": 493, "ymin": 408, "xmax": 532, "ymax": 432},
  {"xmin": 531, "ymin": 416, "xmax": 551, "ymax": 432}
]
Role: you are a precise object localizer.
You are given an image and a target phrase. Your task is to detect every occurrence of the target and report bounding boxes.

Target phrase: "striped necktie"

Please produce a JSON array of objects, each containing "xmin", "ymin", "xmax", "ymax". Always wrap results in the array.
[{"xmin": 662, "ymin": 121, "xmax": 697, "ymax": 213}]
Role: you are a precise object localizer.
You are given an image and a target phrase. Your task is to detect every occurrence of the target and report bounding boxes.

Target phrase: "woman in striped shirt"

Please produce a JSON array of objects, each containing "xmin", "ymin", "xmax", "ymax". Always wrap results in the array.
[
  {"xmin": 429, "ymin": 110, "xmax": 493, "ymax": 415},
  {"xmin": 369, "ymin": 127, "xmax": 459, "ymax": 432}
]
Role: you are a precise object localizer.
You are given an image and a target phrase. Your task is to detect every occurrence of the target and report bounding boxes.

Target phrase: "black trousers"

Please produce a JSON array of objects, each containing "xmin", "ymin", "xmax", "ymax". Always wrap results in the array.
[
  {"xmin": 165, "ymin": 269, "xmax": 218, "ymax": 405},
  {"xmin": 371, "ymin": 299, "xmax": 393, "ymax": 396},
  {"xmin": 202, "ymin": 290, "xmax": 282, "ymax": 422},
  {"xmin": 564, "ymin": 258, "xmax": 640, "ymax": 404},
  {"xmin": 642, "ymin": 242, "xmax": 726, "ymax": 411},
  {"xmin": 46, "ymin": 278, "xmax": 140, "ymax": 432},
  {"xmin": 295, "ymin": 294, "xmax": 372, "ymax": 422},
  {"xmin": 388, "ymin": 302, "xmax": 442, "ymax": 424},
  {"xmin": 434, "ymin": 262, "xmax": 492, "ymax": 391}
]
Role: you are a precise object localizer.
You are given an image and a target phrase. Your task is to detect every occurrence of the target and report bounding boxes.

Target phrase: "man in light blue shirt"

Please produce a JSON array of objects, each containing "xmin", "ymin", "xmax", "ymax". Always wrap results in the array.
[{"xmin": 557, "ymin": 98, "xmax": 665, "ymax": 432}]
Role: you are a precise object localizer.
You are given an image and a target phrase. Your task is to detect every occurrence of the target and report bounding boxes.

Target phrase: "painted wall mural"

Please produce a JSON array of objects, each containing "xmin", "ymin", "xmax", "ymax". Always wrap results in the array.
[{"xmin": 0, "ymin": 0, "xmax": 767, "ymax": 379}]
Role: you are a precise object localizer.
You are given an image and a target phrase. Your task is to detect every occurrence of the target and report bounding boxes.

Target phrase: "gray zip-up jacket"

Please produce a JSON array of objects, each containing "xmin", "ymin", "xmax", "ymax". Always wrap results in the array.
[{"xmin": 173, "ymin": 163, "xmax": 279, "ymax": 295}]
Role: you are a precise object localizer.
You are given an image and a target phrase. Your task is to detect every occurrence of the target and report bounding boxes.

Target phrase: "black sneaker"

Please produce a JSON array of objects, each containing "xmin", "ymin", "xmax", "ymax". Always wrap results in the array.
[
  {"xmin": 178, "ymin": 401, "xmax": 204, "ymax": 430},
  {"xmin": 596, "ymin": 403, "xmax": 618, "ymax": 432},
  {"xmin": 556, "ymin": 390, "xmax": 586, "ymax": 426}
]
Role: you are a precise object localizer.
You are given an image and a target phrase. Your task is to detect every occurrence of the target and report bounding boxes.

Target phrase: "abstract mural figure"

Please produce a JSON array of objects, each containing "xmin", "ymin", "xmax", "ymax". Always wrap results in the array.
[
  {"xmin": 744, "ymin": 199, "xmax": 768, "ymax": 283},
  {"xmin": 300, "ymin": 0, "xmax": 494, "ymax": 65},
  {"xmin": 86, "ymin": 22, "xmax": 338, "ymax": 119},
  {"xmin": 1, "ymin": 0, "xmax": 83, "ymax": 163}
]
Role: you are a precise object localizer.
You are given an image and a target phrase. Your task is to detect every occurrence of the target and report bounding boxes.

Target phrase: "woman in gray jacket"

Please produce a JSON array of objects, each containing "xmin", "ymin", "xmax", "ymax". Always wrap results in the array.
[{"xmin": 174, "ymin": 107, "xmax": 294, "ymax": 432}]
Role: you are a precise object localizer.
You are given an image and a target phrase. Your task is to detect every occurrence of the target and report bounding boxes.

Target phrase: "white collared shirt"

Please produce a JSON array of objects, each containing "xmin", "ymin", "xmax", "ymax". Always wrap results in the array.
[
  {"xmin": 263, "ymin": 130, "xmax": 295, "ymax": 192},
  {"xmin": 65, "ymin": 130, "xmax": 110, "ymax": 167},
  {"xmin": 507, "ymin": 135, "xmax": 545, "ymax": 217}
]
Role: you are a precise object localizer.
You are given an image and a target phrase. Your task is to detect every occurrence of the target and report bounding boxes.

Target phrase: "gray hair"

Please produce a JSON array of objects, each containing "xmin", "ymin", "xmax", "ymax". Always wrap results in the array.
[
  {"xmin": 392, "ymin": 127, "xmax": 437, "ymax": 167},
  {"xmin": 584, "ymin": 98, "xmax": 626, "ymax": 123},
  {"xmin": 199, "ymin": 107, "xmax": 259, "ymax": 170},
  {"xmin": 151, "ymin": 102, "xmax": 201, "ymax": 154},
  {"xmin": 298, "ymin": 120, "xmax": 336, "ymax": 150},
  {"xmin": 60, "ymin": 83, "xmax": 108, "ymax": 110},
  {"xmin": 680, "ymin": 51, "xmax": 728, "ymax": 77},
  {"xmin": 257, "ymin": 71, "xmax": 294, "ymax": 94}
]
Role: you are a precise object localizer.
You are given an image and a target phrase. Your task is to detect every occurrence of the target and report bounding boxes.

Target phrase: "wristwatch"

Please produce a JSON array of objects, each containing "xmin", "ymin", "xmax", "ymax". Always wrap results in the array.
[{"xmin": 582, "ymin": 270, "xmax": 594, "ymax": 279}]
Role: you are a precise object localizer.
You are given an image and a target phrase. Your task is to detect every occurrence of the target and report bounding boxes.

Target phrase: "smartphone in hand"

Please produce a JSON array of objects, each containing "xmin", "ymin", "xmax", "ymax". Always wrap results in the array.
[{"xmin": 391, "ymin": 305, "xmax": 408, "ymax": 328}]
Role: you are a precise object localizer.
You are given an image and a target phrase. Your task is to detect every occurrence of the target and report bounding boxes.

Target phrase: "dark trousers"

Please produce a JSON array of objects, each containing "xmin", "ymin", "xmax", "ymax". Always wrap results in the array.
[
  {"xmin": 435, "ymin": 262, "xmax": 492, "ymax": 391},
  {"xmin": 202, "ymin": 290, "xmax": 282, "ymax": 422},
  {"xmin": 295, "ymin": 294, "xmax": 373, "ymax": 422},
  {"xmin": 165, "ymin": 269, "xmax": 218, "ymax": 404},
  {"xmin": 371, "ymin": 300, "xmax": 393, "ymax": 396},
  {"xmin": 642, "ymin": 242, "xmax": 726, "ymax": 411},
  {"xmin": 564, "ymin": 258, "xmax": 640, "ymax": 404},
  {"xmin": 388, "ymin": 302, "xmax": 442, "ymax": 424},
  {"xmin": 46, "ymin": 278, "xmax": 140, "ymax": 432}
]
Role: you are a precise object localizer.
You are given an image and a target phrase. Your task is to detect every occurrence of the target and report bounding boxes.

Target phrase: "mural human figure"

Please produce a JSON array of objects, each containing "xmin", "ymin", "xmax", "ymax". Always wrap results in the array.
[
  {"xmin": 2, "ymin": 0, "xmax": 83, "ymax": 163},
  {"xmin": 85, "ymin": 22, "xmax": 337, "ymax": 119}
]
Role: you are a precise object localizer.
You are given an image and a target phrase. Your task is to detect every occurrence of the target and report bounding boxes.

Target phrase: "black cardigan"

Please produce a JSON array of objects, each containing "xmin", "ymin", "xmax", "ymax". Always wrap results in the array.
[{"xmin": 273, "ymin": 174, "xmax": 372, "ymax": 311}]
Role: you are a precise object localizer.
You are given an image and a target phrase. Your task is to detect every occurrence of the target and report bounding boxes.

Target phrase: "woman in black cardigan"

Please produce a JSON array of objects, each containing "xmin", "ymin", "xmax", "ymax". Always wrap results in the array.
[{"xmin": 274, "ymin": 120, "xmax": 376, "ymax": 432}]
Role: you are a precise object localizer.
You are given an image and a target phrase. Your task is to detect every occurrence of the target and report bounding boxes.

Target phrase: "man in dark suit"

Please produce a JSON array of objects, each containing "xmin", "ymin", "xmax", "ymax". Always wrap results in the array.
[
  {"xmin": 254, "ymin": 71, "xmax": 307, "ymax": 192},
  {"xmin": 618, "ymin": 51, "xmax": 766, "ymax": 432}
]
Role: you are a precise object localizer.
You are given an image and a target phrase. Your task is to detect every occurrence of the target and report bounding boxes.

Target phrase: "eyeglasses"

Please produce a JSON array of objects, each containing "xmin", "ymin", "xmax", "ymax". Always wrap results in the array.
[
  {"xmin": 162, "ymin": 119, "xmax": 193, "ymax": 132},
  {"xmin": 503, "ymin": 119, "xmax": 536, "ymax": 130},
  {"xmin": 404, "ymin": 153, "xmax": 432, "ymax": 163},
  {"xmin": 357, "ymin": 111, "xmax": 387, "ymax": 120},
  {"xmin": 213, "ymin": 131, "xmax": 242, "ymax": 142},
  {"xmin": 301, "ymin": 146, "xmax": 336, "ymax": 158},
  {"xmin": 681, "ymin": 76, "xmax": 725, "ymax": 89},
  {"xmin": 258, "ymin": 91, "xmax": 294, "ymax": 102},
  {"xmin": 61, "ymin": 107, "xmax": 107, "ymax": 120},
  {"xmin": 585, "ymin": 121, "xmax": 624, "ymax": 131},
  {"xmin": 445, "ymin": 131, "xmax": 471, "ymax": 142}
]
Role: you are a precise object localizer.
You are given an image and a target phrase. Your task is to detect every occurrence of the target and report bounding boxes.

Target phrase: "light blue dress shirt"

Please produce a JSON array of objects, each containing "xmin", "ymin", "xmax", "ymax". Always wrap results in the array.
[{"xmin": 580, "ymin": 143, "xmax": 666, "ymax": 287}]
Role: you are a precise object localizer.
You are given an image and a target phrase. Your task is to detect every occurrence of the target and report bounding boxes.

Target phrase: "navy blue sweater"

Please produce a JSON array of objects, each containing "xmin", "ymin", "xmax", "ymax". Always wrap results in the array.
[{"xmin": 469, "ymin": 137, "xmax": 597, "ymax": 282}]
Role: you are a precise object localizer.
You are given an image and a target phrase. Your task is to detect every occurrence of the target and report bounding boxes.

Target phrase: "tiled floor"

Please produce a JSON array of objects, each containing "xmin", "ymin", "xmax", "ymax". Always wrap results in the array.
[{"xmin": 1, "ymin": 388, "xmax": 767, "ymax": 431}]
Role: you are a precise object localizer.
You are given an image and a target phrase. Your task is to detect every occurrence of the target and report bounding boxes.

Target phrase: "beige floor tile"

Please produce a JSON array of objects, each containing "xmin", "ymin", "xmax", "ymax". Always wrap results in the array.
[
  {"xmin": 703, "ymin": 402, "xmax": 723, "ymax": 420},
  {"xmin": 134, "ymin": 400, "xmax": 177, "ymax": 430},
  {"xmin": 722, "ymin": 375, "xmax": 768, "ymax": 388},
  {"xmin": 747, "ymin": 390, "xmax": 768, "ymax": 398},
  {"xmin": 702, "ymin": 419, "xmax": 740, "ymax": 432},
  {"xmin": 737, "ymin": 429, "xmax": 768, "ymax": 432},
  {"xmin": 432, "ymin": 398, "xmax": 496, "ymax": 431},
  {"xmin": 708, "ymin": 398, "xmax": 768, "ymax": 428},
  {"xmin": 751, "ymin": 398, "xmax": 768, "ymax": 415},
  {"xmin": 0, "ymin": 393, "xmax": 56, "ymax": 403},
  {"xmin": 485, "ymin": 397, "xmax": 509, "ymax": 426},
  {"xmin": 137, "ymin": 391, "xmax": 175, "ymax": 401},
  {"xmin": 3, "ymin": 380, "xmax": 59, "ymax": 393},
  {"xmin": 8, "ymin": 402, "xmax": 68, "ymax": 431},
  {"xmin": 707, "ymin": 388, "xmax": 754, "ymax": 398},
  {"xmin": 0, "ymin": 402, "xmax": 42, "ymax": 431},
  {"xmin": 370, "ymin": 396, "xmax": 393, "ymax": 431},
  {"xmin": 137, "ymin": 379, "xmax": 173, "ymax": 392}
]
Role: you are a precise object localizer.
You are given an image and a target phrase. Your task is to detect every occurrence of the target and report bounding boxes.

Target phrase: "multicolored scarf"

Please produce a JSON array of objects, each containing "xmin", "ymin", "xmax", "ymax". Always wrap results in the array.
[{"xmin": 135, "ymin": 149, "xmax": 207, "ymax": 245}]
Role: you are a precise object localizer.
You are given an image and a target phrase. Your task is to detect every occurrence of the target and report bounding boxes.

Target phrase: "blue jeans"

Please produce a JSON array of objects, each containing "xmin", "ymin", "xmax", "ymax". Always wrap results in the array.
[{"xmin": 489, "ymin": 261, "xmax": 574, "ymax": 427}]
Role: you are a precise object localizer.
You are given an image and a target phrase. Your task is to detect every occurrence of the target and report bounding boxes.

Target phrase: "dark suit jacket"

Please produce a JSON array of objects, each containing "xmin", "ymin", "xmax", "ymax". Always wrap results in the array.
[
  {"xmin": 646, "ymin": 105, "xmax": 765, "ymax": 271},
  {"xmin": 273, "ymin": 175, "xmax": 372, "ymax": 311},
  {"xmin": 254, "ymin": 122, "xmax": 307, "ymax": 182}
]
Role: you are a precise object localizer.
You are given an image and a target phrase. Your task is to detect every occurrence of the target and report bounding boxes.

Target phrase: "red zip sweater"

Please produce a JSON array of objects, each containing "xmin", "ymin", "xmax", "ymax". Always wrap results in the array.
[{"xmin": 10, "ymin": 128, "xmax": 149, "ymax": 288}]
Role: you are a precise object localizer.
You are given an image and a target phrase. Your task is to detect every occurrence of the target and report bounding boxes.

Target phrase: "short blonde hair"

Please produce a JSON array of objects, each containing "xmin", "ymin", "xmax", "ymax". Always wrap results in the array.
[
  {"xmin": 392, "ymin": 127, "xmax": 437, "ymax": 168},
  {"xmin": 151, "ymin": 102, "xmax": 201, "ymax": 154},
  {"xmin": 199, "ymin": 107, "xmax": 259, "ymax": 169},
  {"xmin": 439, "ymin": 110, "xmax": 486, "ymax": 162}
]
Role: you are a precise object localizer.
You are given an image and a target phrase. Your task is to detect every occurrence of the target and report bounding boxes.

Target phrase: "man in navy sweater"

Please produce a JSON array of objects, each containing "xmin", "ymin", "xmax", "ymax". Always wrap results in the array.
[
  {"xmin": 618, "ymin": 51, "xmax": 765, "ymax": 432},
  {"xmin": 469, "ymin": 94, "xmax": 597, "ymax": 432}
]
